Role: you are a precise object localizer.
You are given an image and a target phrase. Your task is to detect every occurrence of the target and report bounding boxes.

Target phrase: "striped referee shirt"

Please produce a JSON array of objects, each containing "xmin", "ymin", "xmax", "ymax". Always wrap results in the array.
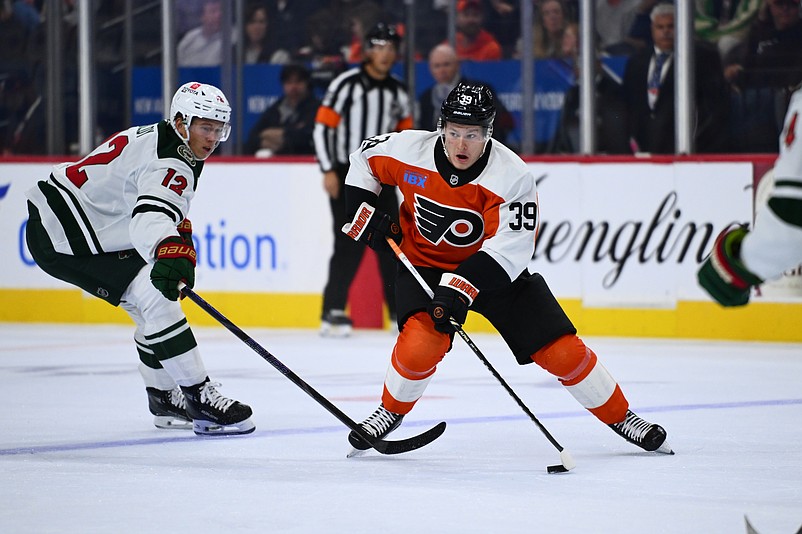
[{"xmin": 314, "ymin": 65, "xmax": 413, "ymax": 172}]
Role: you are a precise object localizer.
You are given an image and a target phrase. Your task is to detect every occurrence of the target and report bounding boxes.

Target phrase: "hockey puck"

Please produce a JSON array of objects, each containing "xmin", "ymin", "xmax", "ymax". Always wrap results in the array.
[{"xmin": 547, "ymin": 464, "xmax": 570, "ymax": 474}]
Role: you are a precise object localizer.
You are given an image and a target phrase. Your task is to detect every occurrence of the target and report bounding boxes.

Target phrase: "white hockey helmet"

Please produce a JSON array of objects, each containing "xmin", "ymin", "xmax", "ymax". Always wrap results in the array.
[{"xmin": 169, "ymin": 82, "xmax": 231, "ymax": 145}]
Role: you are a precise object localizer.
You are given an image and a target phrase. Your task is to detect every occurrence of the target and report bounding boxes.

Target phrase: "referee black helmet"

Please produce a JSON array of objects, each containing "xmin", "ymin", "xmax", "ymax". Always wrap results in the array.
[{"xmin": 365, "ymin": 22, "xmax": 401, "ymax": 49}]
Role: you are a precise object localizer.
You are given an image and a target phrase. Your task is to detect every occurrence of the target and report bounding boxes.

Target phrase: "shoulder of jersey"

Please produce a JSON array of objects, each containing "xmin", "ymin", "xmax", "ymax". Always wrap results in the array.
[
  {"xmin": 332, "ymin": 66, "xmax": 362, "ymax": 84},
  {"xmin": 490, "ymin": 140, "xmax": 528, "ymax": 173},
  {"xmin": 149, "ymin": 121, "xmax": 203, "ymax": 179},
  {"xmin": 791, "ymin": 86, "xmax": 802, "ymax": 111},
  {"xmin": 389, "ymin": 72, "xmax": 408, "ymax": 86},
  {"xmin": 396, "ymin": 129, "xmax": 437, "ymax": 141},
  {"xmin": 375, "ymin": 130, "xmax": 437, "ymax": 155}
]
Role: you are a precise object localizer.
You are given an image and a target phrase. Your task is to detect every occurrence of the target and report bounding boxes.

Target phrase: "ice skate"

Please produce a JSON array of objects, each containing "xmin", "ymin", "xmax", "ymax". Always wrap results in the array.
[
  {"xmin": 146, "ymin": 386, "xmax": 192, "ymax": 429},
  {"xmin": 181, "ymin": 378, "xmax": 255, "ymax": 436},
  {"xmin": 609, "ymin": 410, "xmax": 674, "ymax": 454},
  {"xmin": 320, "ymin": 310, "xmax": 353, "ymax": 338},
  {"xmin": 347, "ymin": 404, "xmax": 404, "ymax": 458}
]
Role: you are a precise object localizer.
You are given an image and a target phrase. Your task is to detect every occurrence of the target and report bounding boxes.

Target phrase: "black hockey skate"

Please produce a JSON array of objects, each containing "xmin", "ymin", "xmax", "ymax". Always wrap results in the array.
[
  {"xmin": 146, "ymin": 386, "xmax": 192, "ymax": 430},
  {"xmin": 609, "ymin": 410, "xmax": 674, "ymax": 454},
  {"xmin": 347, "ymin": 404, "xmax": 404, "ymax": 458},
  {"xmin": 181, "ymin": 378, "xmax": 255, "ymax": 436}
]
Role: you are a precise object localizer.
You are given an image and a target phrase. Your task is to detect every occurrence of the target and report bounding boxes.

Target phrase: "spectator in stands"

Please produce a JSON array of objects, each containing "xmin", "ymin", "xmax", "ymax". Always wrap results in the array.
[
  {"xmin": 551, "ymin": 22, "xmax": 630, "ymax": 154},
  {"xmin": 0, "ymin": 0, "xmax": 39, "ymax": 60},
  {"xmin": 621, "ymin": 2, "xmax": 730, "ymax": 153},
  {"xmin": 0, "ymin": 69, "xmax": 43, "ymax": 155},
  {"xmin": 175, "ymin": 0, "xmax": 207, "ymax": 38},
  {"xmin": 728, "ymin": 0, "xmax": 802, "ymax": 90},
  {"xmin": 626, "ymin": 0, "xmax": 663, "ymax": 51},
  {"xmin": 244, "ymin": 63, "xmax": 321, "ymax": 156},
  {"xmin": 243, "ymin": 2, "xmax": 290, "ymax": 64},
  {"xmin": 8, "ymin": 0, "xmax": 40, "ymax": 31},
  {"xmin": 266, "ymin": 0, "xmax": 317, "ymax": 61},
  {"xmin": 417, "ymin": 43, "xmax": 515, "ymax": 143},
  {"xmin": 485, "ymin": 0, "xmax": 520, "ymax": 58},
  {"xmin": 595, "ymin": 0, "xmax": 644, "ymax": 56},
  {"xmin": 296, "ymin": 7, "xmax": 348, "ymax": 93},
  {"xmin": 177, "ymin": 0, "xmax": 223, "ymax": 66},
  {"xmin": 345, "ymin": 2, "xmax": 386, "ymax": 63},
  {"xmin": 695, "ymin": 0, "xmax": 763, "ymax": 65},
  {"xmin": 515, "ymin": 0, "xmax": 571, "ymax": 59},
  {"xmin": 452, "ymin": 0, "xmax": 503, "ymax": 61},
  {"xmin": 377, "ymin": 0, "xmax": 448, "ymax": 59},
  {"xmin": 726, "ymin": 0, "xmax": 802, "ymax": 152}
]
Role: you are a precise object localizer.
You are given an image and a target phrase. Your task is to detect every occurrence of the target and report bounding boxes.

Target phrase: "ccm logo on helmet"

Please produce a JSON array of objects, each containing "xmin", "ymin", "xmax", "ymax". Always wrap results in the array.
[{"xmin": 414, "ymin": 194, "xmax": 484, "ymax": 247}]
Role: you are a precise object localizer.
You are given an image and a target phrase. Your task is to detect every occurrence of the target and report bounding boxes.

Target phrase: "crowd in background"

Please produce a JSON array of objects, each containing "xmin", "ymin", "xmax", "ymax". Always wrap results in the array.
[{"xmin": 1, "ymin": 0, "xmax": 801, "ymax": 156}]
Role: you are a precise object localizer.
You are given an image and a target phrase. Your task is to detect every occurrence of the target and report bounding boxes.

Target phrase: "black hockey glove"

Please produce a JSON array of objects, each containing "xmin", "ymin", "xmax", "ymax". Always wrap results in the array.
[
  {"xmin": 697, "ymin": 226, "xmax": 762, "ymax": 307},
  {"xmin": 342, "ymin": 201, "xmax": 402, "ymax": 254},
  {"xmin": 150, "ymin": 236, "xmax": 197, "ymax": 301},
  {"xmin": 427, "ymin": 273, "xmax": 479, "ymax": 333}
]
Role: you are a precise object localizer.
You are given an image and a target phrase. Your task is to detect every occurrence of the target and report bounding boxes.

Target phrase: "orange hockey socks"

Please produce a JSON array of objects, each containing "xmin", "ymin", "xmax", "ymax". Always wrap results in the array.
[
  {"xmin": 381, "ymin": 312, "xmax": 450, "ymax": 414},
  {"xmin": 532, "ymin": 334, "xmax": 628, "ymax": 424}
]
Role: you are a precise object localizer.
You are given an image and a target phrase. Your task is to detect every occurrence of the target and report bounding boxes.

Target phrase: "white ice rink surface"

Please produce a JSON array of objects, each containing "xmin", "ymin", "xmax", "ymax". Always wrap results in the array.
[{"xmin": 1, "ymin": 322, "xmax": 801, "ymax": 534}]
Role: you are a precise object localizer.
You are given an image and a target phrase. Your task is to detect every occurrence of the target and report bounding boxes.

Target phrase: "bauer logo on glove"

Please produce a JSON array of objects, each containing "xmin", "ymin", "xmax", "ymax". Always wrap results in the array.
[
  {"xmin": 344, "ymin": 204, "xmax": 374, "ymax": 241},
  {"xmin": 151, "ymin": 236, "xmax": 197, "ymax": 301},
  {"xmin": 342, "ymin": 201, "xmax": 402, "ymax": 253},
  {"xmin": 156, "ymin": 242, "xmax": 197, "ymax": 263}
]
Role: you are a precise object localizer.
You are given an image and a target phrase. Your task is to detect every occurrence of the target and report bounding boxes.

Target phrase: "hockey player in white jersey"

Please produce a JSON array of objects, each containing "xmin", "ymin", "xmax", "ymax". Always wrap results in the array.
[
  {"xmin": 24, "ymin": 82, "xmax": 255, "ymax": 435},
  {"xmin": 341, "ymin": 82, "xmax": 673, "ymax": 456},
  {"xmin": 698, "ymin": 84, "xmax": 802, "ymax": 305}
]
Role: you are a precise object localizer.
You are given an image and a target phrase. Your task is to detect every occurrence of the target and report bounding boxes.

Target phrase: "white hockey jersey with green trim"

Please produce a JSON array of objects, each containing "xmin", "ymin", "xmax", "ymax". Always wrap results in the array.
[{"xmin": 25, "ymin": 120, "xmax": 203, "ymax": 262}]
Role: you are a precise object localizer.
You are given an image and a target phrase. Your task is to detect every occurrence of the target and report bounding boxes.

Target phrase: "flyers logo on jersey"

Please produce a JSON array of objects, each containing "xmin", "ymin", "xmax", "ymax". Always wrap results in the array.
[{"xmin": 414, "ymin": 194, "xmax": 483, "ymax": 247}]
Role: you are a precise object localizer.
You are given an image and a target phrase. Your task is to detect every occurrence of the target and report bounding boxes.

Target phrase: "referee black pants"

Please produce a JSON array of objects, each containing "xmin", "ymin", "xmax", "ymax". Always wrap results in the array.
[{"xmin": 321, "ymin": 165, "xmax": 398, "ymax": 319}]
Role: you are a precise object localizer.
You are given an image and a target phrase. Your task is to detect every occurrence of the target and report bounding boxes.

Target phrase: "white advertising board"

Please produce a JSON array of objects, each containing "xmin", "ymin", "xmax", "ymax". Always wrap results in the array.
[
  {"xmin": 0, "ymin": 159, "xmax": 781, "ymax": 305},
  {"xmin": 0, "ymin": 162, "xmax": 333, "ymax": 293},
  {"xmin": 528, "ymin": 161, "xmax": 754, "ymax": 306}
]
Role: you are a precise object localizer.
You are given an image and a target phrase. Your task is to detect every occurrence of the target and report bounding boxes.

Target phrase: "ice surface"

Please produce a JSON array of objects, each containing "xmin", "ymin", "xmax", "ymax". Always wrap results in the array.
[{"xmin": 1, "ymin": 323, "xmax": 800, "ymax": 533}]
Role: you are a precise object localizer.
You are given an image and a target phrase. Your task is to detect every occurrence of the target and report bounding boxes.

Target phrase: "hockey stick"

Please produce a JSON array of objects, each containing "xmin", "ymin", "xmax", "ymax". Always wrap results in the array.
[
  {"xmin": 178, "ymin": 283, "xmax": 446, "ymax": 455},
  {"xmin": 386, "ymin": 238, "xmax": 575, "ymax": 473}
]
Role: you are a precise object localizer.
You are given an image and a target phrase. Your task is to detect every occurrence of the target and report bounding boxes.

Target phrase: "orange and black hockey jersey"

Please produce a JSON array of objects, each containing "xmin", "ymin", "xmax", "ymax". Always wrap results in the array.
[{"xmin": 345, "ymin": 129, "xmax": 539, "ymax": 285}]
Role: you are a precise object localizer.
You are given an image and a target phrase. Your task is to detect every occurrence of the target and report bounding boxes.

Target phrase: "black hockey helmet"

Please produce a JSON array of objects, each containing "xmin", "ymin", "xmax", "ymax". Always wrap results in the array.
[
  {"xmin": 364, "ymin": 22, "xmax": 401, "ymax": 49},
  {"xmin": 440, "ymin": 82, "xmax": 496, "ymax": 128}
]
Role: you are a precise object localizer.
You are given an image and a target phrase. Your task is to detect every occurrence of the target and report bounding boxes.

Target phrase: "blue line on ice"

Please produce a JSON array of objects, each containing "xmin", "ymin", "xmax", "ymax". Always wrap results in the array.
[{"xmin": 2, "ymin": 398, "xmax": 800, "ymax": 456}]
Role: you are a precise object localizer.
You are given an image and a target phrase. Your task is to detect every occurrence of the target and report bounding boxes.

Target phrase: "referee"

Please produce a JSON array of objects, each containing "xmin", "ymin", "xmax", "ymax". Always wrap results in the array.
[{"xmin": 313, "ymin": 22, "xmax": 413, "ymax": 337}]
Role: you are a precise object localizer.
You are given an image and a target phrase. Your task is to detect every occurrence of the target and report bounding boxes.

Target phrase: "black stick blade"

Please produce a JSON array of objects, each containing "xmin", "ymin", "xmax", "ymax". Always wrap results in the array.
[
  {"xmin": 547, "ymin": 464, "xmax": 571, "ymax": 474},
  {"xmin": 372, "ymin": 422, "xmax": 447, "ymax": 455}
]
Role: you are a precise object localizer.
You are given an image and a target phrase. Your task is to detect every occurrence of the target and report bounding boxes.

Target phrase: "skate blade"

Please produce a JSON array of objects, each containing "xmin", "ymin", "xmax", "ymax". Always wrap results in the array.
[
  {"xmin": 655, "ymin": 440, "xmax": 675, "ymax": 455},
  {"xmin": 320, "ymin": 325, "xmax": 352, "ymax": 338},
  {"xmin": 193, "ymin": 418, "xmax": 256, "ymax": 436},
  {"xmin": 346, "ymin": 447, "xmax": 370, "ymax": 458},
  {"xmin": 153, "ymin": 416, "xmax": 193, "ymax": 430}
]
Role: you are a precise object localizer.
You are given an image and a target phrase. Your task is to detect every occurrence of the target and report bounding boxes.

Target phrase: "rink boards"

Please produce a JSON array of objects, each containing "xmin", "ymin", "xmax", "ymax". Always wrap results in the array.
[{"xmin": 1, "ymin": 155, "xmax": 799, "ymax": 341}]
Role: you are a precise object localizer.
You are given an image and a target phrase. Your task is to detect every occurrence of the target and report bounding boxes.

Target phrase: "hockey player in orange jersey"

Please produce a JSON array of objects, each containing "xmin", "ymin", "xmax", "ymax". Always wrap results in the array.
[{"xmin": 341, "ymin": 82, "xmax": 673, "ymax": 457}]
